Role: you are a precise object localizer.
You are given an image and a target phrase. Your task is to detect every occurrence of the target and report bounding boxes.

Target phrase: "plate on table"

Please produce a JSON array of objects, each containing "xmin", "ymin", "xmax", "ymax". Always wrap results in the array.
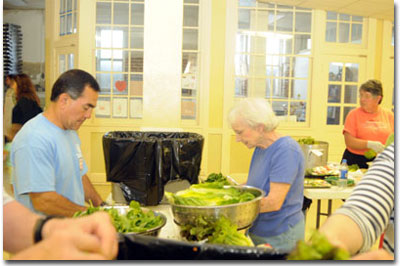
[
  {"xmin": 305, "ymin": 165, "xmax": 339, "ymax": 178},
  {"xmin": 304, "ymin": 178, "xmax": 331, "ymax": 188}
]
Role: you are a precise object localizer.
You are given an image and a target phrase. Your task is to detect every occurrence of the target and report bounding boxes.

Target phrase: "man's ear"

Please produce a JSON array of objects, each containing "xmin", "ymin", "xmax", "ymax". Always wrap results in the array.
[{"xmin": 58, "ymin": 93, "xmax": 70, "ymax": 108}]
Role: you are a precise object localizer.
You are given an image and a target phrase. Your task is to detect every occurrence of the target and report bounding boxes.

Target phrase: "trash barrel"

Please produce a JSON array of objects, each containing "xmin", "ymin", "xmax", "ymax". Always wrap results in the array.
[{"xmin": 103, "ymin": 131, "xmax": 204, "ymax": 206}]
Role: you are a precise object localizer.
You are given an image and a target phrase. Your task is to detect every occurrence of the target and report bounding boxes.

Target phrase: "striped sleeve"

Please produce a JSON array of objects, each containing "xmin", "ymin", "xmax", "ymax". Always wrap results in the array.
[{"xmin": 332, "ymin": 143, "xmax": 394, "ymax": 255}]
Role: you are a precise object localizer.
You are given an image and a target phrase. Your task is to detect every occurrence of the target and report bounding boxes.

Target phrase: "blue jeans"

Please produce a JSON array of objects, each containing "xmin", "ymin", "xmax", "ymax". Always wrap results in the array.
[{"xmin": 249, "ymin": 218, "xmax": 305, "ymax": 254}]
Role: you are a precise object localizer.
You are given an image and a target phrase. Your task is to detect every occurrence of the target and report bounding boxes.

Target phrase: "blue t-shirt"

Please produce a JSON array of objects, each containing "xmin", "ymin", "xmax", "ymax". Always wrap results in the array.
[
  {"xmin": 247, "ymin": 136, "xmax": 305, "ymax": 237},
  {"xmin": 11, "ymin": 113, "xmax": 88, "ymax": 214}
]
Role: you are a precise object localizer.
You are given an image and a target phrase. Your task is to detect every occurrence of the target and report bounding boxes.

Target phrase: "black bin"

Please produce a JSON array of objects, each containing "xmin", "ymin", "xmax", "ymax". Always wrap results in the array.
[{"xmin": 103, "ymin": 131, "xmax": 204, "ymax": 206}]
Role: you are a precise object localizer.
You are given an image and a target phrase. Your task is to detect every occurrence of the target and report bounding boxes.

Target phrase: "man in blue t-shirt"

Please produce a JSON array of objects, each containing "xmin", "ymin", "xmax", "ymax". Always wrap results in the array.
[
  {"xmin": 228, "ymin": 98, "xmax": 305, "ymax": 254},
  {"xmin": 11, "ymin": 69, "xmax": 104, "ymax": 217}
]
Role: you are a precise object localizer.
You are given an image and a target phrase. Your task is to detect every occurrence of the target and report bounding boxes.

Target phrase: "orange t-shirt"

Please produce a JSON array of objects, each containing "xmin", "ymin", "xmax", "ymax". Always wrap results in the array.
[{"xmin": 343, "ymin": 107, "xmax": 394, "ymax": 155}]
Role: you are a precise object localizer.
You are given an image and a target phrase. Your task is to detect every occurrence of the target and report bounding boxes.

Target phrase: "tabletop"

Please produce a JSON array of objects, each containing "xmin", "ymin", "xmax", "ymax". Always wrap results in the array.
[{"xmin": 304, "ymin": 186, "xmax": 354, "ymax": 200}]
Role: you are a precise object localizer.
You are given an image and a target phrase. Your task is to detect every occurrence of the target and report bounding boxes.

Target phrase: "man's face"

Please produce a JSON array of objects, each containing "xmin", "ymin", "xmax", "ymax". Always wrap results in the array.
[{"xmin": 62, "ymin": 86, "xmax": 98, "ymax": 130}]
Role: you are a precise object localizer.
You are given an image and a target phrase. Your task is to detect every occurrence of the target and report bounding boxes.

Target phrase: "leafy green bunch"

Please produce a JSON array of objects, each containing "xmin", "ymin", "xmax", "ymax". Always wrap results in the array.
[
  {"xmin": 73, "ymin": 200, "xmax": 164, "ymax": 233},
  {"xmin": 203, "ymin": 173, "xmax": 230, "ymax": 185},
  {"xmin": 287, "ymin": 230, "xmax": 350, "ymax": 260},
  {"xmin": 165, "ymin": 182, "xmax": 255, "ymax": 206},
  {"xmin": 180, "ymin": 216, "xmax": 253, "ymax": 247}
]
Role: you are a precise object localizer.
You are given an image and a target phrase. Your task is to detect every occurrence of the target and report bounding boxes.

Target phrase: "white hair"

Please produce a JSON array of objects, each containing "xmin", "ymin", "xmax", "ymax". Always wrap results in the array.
[{"xmin": 227, "ymin": 98, "xmax": 279, "ymax": 132}]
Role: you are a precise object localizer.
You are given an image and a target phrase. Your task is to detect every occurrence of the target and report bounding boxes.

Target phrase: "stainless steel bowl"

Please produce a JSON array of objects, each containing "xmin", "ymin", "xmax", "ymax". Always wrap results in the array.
[
  {"xmin": 170, "ymin": 185, "xmax": 265, "ymax": 230},
  {"xmin": 104, "ymin": 205, "xmax": 167, "ymax": 237}
]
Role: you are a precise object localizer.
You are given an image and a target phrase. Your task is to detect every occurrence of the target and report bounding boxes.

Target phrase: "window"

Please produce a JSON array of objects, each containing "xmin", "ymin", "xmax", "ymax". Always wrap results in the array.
[
  {"xmin": 181, "ymin": 0, "xmax": 200, "ymax": 120},
  {"xmin": 325, "ymin": 11, "xmax": 363, "ymax": 44},
  {"xmin": 95, "ymin": 0, "xmax": 145, "ymax": 119},
  {"xmin": 326, "ymin": 62, "xmax": 359, "ymax": 125},
  {"xmin": 59, "ymin": 0, "xmax": 78, "ymax": 36},
  {"xmin": 58, "ymin": 53, "xmax": 74, "ymax": 75},
  {"xmin": 235, "ymin": 1, "xmax": 312, "ymax": 123}
]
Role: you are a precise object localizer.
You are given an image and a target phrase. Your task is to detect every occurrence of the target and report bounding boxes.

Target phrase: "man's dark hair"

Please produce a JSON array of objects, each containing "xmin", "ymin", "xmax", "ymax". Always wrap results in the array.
[
  {"xmin": 359, "ymin": 79, "xmax": 383, "ymax": 104},
  {"xmin": 50, "ymin": 69, "xmax": 100, "ymax": 101}
]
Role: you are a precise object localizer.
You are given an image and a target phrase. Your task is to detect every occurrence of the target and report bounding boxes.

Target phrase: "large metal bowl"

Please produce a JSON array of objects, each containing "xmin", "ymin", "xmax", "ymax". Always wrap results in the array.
[
  {"xmin": 104, "ymin": 205, "xmax": 167, "ymax": 237},
  {"xmin": 169, "ymin": 185, "xmax": 265, "ymax": 230}
]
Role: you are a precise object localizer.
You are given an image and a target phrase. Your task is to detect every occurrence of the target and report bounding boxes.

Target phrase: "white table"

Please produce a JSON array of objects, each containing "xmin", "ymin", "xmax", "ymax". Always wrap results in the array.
[{"xmin": 304, "ymin": 186, "xmax": 354, "ymax": 228}]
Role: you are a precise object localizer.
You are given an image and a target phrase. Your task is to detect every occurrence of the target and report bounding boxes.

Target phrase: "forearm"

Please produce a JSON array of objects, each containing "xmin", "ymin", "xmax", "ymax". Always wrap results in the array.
[
  {"xmin": 82, "ymin": 174, "xmax": 103, "ymax": 206},
  {"xmin": 319, "ymin": 213, "xmax": 364, "ymax": 255},
  {"xmin": 259, "ymin": 183, "xmax": 290, "ymax": 213},
  {"xmin": 344, "ymin": 133, "xmax": 368, "ymax": 150},
  {"xmin": 3, "ymin": 201, "xmax": 42, "ymax": 253},
  {"xmin": 30, "ymin": 192, "xmax": 87, "ymax": 217}
]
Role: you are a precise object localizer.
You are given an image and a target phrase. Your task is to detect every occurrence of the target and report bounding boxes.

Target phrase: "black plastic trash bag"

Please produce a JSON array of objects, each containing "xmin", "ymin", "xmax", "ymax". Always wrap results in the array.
[{"xmin": 103, "ymin": 131, "xmax": 204, "ymax": 205}]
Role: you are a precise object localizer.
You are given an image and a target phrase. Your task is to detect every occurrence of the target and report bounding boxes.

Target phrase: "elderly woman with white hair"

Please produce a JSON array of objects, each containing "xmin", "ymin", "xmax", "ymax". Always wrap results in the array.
[{"xmin": 228, "ymin": 98, "xmax": 305, "ymax": 253}]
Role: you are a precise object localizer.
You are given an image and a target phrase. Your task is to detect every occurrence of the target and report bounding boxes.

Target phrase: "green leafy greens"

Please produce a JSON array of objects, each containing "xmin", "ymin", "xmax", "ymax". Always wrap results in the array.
[
  {"xmin": 73, "ymin": 200, "xmax": 164, "ymax": 233},
  {"xmin": 165, "ymin": 182, "xmax": 255, "ymax": 206},
  {"xmin": 180, "ymin": 216, "xmax": 253, "ymax": 247}
]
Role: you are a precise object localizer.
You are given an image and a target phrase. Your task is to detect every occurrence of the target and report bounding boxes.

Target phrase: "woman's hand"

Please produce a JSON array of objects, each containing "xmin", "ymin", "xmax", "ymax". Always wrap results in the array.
[
  {"xmin": 351, "ymin": 249, "xmax": 393, "ymax": 260},
  {"xmin": 367, "ymin": 141, "xmax": 385, "ymax": 153}
]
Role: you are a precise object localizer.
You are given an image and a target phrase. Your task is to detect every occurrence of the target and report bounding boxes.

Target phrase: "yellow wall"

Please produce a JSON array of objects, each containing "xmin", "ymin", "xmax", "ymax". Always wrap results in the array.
[{"xmin": 44, "ymin": 1, "xmax": 394, "ymax": 193}]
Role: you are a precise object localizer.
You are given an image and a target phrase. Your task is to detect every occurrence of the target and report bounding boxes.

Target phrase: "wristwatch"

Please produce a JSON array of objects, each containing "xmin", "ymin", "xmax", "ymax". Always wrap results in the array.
[{"xmin": 33, "ymin": 216, "xmax": 58, "ymax": 243}]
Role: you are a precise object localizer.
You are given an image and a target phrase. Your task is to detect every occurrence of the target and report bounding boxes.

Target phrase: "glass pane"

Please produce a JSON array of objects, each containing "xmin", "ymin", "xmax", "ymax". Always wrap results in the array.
[
  {"xmin": 352, "ymin": 16, "xmax": 363, "ymax": 22},
  {"xmin": 345, "ymin": 63, "xmax": 359, "ymax": 82},
  {"xmin": 181, "ymin": 98, "xmax": 197, "ymax": 119},
  {"xmin": 235, "ymin": 32, "xmax": 251, "ymax": 53},
  {"xmin": 327, "ymin": 106, "xmax": 340, "ymax": 125},
  {"xmin": 276, "ymin": 11, "xmax": 293, "ymax": 32},
  {"xmin": 235, "ymin": 54, "xmax": 250, "ymax": 76},
  {"xmin": 130, "ymin": 74, "xmax": 143, "ymax": 96},
  {"xmin": 96, "ymin": 73, "xmax": 111, "ymax": 95},
  {"xmin": 290, "ymin": 101, "xmax": 306, "ymax": 122},
  {"xmin": 328, "ymin": 84, "xmax": 341, "ymax": 103},
  {"xmin": 238, "ymin": 9, "xmax": 251, "ymax": 30},
  {"xmin": 344, "ymin": 85, "xmax": 357, "ymax": 103},
  {"xmin": 182, "ymin": 52, "xmax": 198, "ymax": 74},
  {"xmin": 96, "ymin": 26, "xmax": 112, "ymax": 48},
  {"xmin": 257, "ymin": 10, "xmax": 270, "ymax": 32},
  {"xmin": 327, "ymin": 11, "xmax": 337, "ymax": 20},
  {"xmin": 351, "ymin": 24, "xmax": 362, "ymax": 44},
  {"xmin": 96, "ymin": 97, "xmax": 111, "ymax": 118},
  {"xmin": 113, "ymin": 74, "xmax": 128, "ymax": 95},
  {"xmin": 60, "ymin": 15, "xmax": 65, "ymax": 35},
  {"xmin": 130, "ymin": 51, "xmax": 144, "ymax": 72},
  {"xmin": 96, "ymin": 3, "xmax": 111, "ymax": 24},
  {"xmin": 73, "ymin": 0, "xmax": 77, "ymax": 11},
  {"xmin": 272, "ymin": 101, "xmax": 288, "ymax": 116},
  {"xmin": 339, "ymin": 13, "xmax": 350, "ymax": 21},
  {"xmin": 326, "ymin": 22, "xmax": 337, "ymax": 42},
  {"xmin": 182, "ymin": 87, "xmax": 196, "ymax": 97},
  {"xmin": 112, "ymin": 50, "xmax": 129, "ymax": 72},
  {"xmin": 329, "ymin": 63, "xmax": 343, "ymax": 81},
  {"xmin": 343, "ymin": 107, "xmax": 355, "ymax": 122},
  {"xmin": 294, "ymin": 34, "xmax": 311, "ymax": 54},
  {"xmin": 238, "ymin": 0, "xmax": 256, "ymax": 7},
  {"xmin": 113, "ymin": 97, "xmax": 128, "ymax": 118},
  {"xmin": 182, "ymin": 73, "xmax": 197, "ymax": 91},
  {"xmin": 112, "ymin": 27, "xmax": 129, "ymax": 48},
  {"xmin": 292, "ymin": 57, "xmax": 309, "ymax": 78},
  {"xmin": 59, "ymin": 54, "xmax": 66, "ymax": 75},
  {"xmin": 277, "ymin": 5, "xmax": 292, "ymax": 9},
  {"xmin": 265, "ymin": 78, "xmax": 272, "ymax": 97},
  {"xmin": 130, "ymin": 98, "xmax": 143, "ymax": 119},
  {"xmin": 295, "ymin": 12, "xmax": 311, "ymax": 32},
  {"xmin": 183, "ymin": 29, "xmax": 198, "ymax": 50},
  {"xmin": 266, "ymin": 35, "xmax": 292, "ymax": 54},
  {"xmin": 258, "ymin": 2, "xmax": 274, "ymax": 9},
  {"xmin": 73, "ymin": 12, "xmax": 77, "ymax": 33},
  {"xmin": 184, "ymin": 0, "xmax": 199, "ymax": 3},
  {"xmin": 291, "ymin": 79, "xmax": 307, "ymax": 99},
  {"xmin": 130, "ymin": 27, "xmax": 144, "ymax": 49},
  {"xmin": 339, "ymin": 22, "xmax": 350, "ymax": 43},
  {"xmin": 68, "ymin": 53, "xmax": 74, "ymax": 69},
  {"xmin": 272, "ymin": 79, "xmax": 289, "ymax": 98},
  {"xmin": 183, "ymin": 5, "xmax": 199, "ymax": 27},
  {"xmin": 235, "ymin": 78, "xmax": 248, "ymax": 97},
  {"xmin": 60, "ymin": 0, "xmax": 65, "ymax": 14},
  {"xmin": 268, "ymin": 11, "xmax": 275, "ymax": 31},
  {"xmin": 66, "ymin": 14, "xmax": 72, "ymax": 34},
  {"xmin": 96, "ymin": 49, "xmax": 112, "ymax": 71},
  {"xmin": 131, "ymin": 3, "xmax": 145, "ymax": 25},
  {"xmin": 67, "ymin": 0, "xmax": 72, "ymax": 11},
  {"xmin": 114, "ymin": 3, "xmax": 129, "ymax": 25}
]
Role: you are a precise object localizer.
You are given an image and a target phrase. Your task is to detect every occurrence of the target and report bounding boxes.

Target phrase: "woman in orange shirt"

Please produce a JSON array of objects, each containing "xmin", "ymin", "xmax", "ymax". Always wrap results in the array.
[{"xmin": 342, "ymin": 79, "xmax": 394, "ymax": 168}]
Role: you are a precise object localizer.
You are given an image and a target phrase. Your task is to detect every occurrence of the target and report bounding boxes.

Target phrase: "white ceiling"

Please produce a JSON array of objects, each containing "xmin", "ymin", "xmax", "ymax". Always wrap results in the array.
[
  {"xmin": 2, "ymin": 0, "xmax": 394, "ymax": 21},
  {"xmin": 259, "ymin": 0, "xmax": 394, "ymax": 21}
]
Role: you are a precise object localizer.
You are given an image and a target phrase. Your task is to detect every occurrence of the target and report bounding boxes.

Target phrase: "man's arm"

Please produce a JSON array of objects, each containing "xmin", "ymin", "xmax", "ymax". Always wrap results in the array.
[
  {"xmin": 30, "ymin": 191, "xmax": 87, "ymax": 217},
  {"xmin": 3, "ymin": 200, "xmax": 42, "ymax": 253},
  {"xmin": 82, "ymin": 174, "xmax": 103, "ymax": 206}
]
